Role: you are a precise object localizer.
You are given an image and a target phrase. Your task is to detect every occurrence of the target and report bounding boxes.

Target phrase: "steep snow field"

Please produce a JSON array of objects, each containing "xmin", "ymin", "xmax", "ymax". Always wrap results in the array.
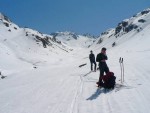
[{"xmin": 1, "ymin": 9, "xmax": 150, "ymax": 113}]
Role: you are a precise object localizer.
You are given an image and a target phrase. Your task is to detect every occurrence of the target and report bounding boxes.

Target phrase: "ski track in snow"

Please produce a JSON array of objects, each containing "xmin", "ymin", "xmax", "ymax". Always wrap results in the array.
[
  {"xmin": 68, "ymin": 50, "xmax": 150, "ymax": 113},
  {"xmin": 1, "ymin": 42, "xmax": 150, "ymax": 113},
  {"xmin": 1, "ymin": 58, "xmax": 148, "ymax": 113}
]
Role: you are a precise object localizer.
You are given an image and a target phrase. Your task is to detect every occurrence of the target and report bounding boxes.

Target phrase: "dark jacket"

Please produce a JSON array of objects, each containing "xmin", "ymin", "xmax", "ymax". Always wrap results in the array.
[
  {"xmin": 89, "ymin": 53, "xmax": 95, "ymax": 62},
  {"xmin": 96, "ymin": 53, "xmax": 108, "ymax": 66}
]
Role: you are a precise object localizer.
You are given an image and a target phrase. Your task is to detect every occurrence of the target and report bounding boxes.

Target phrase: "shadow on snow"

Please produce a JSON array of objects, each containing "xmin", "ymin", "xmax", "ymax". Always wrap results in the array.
[
  {"xmin": 86, "ymin": 88, "xmax": 112, "ymax": 100},
  {"xmin": 86, "ymin": 83, "xmax": 134, "ymax": 100}
]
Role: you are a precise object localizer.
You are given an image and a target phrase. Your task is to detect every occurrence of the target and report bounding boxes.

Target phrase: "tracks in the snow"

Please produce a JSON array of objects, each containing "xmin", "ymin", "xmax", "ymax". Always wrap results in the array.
[
  {"xmin": 69, "ymin": 72, "xmax": 87, "ymax": 113},
  {"xmin": 69, "ymin": 71, "xmax": 98, "ymax": 113}
]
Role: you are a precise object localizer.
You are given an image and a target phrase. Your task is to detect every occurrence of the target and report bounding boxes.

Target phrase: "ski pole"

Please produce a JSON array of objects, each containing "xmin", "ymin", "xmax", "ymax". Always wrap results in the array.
[
  {"xmin": 119, "ymin": 57, "xmax": 122, "ymax": 83},
  {"xmin": 122, "ymin": 58, "xmax": 124, "ymax": 82}
]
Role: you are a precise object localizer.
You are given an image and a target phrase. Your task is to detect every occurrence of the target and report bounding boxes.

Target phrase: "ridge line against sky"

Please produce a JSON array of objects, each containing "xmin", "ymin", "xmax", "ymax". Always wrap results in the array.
[{"xmin": 0, "ymin": 0, "xmax": 150, "ymax": 36}]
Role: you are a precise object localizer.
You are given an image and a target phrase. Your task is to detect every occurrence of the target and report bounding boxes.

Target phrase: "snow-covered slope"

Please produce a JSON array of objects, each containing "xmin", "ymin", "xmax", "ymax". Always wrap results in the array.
[
  {"xmin": 0, "ymin": 13, "xmax": 76, "ymax": 72},
  {"xmin": 91, "ymin": 8, "xmax": 150, "ymax": 51},
  {"xmin": 50, "ymin": 31, "xmax": 96, "ymax": 48},
  {"xmin": 0, "ymin": 8, "xmax": 150, "ymax": 113},
  {"xmin": 83, "ymin": 8, "xmax": 150, "ymax": 113}
]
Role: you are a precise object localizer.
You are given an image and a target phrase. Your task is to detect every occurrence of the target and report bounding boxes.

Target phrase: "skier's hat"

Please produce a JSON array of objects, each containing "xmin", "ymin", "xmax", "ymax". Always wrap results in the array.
[{"xmin": 101, "ymin": 47, "xmax": 106, "ymax": 51}]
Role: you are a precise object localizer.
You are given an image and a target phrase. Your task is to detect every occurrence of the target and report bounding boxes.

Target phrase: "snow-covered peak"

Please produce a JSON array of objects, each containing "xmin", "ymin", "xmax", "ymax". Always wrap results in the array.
[
  {"xmin": 50, "ymin": 31, "xmax": 96, "ymax": 48},
  {"xmin": 0, "ymin": 12, "xmax": 77, "ymax": 73},
  {"xmin": 50, "ymin": 31, "xmax": 79, "ymax": 40},
  {"xmin": 92, "ymin": 7, "xmax": 150, "ymax": 49},
  {"xmin": 0, "ymin": 13, "xmax": 5, "ymax": 20},
  {"xmin": 0, "ymin": 13, "xmax": 3, "ymax": 19},
  {"xmin": 0, "ymin": 12, "xmax": 11, "ymax": 22}
]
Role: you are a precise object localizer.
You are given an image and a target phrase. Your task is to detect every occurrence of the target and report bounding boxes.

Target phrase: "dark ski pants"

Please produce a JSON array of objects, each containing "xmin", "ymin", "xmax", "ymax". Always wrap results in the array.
[
  {"xmin": 98, "ymin": 65, "xmax": 109, "ymax": 83},
  {"xmin": 90, "ymin": 61, "xmax": 97, "ymax": 71}
]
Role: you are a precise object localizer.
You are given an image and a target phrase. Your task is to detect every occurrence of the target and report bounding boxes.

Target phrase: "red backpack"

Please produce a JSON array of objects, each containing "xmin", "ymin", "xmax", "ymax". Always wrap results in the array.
[{"xmin": 101, "ymin": 72, "xmax": 116, "ymax": 89}]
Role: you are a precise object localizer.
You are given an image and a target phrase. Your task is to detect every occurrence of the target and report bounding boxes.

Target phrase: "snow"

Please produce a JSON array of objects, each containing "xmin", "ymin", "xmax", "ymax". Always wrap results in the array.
[
  {"xmin": 54, "ymin": 32, "xmax": 95, "ymax": 48},
  {"xmin": 1, "ymin": 8, "xmax": 150, "ymax": 113}
]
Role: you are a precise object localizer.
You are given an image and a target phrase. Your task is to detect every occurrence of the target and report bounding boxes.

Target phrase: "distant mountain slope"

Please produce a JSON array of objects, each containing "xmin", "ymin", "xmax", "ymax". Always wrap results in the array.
[
  {"xmin": 50, "ymin": 31, "xmax": 96, "ymax": 48},
  {"xmin": 0, "ymin": 13, "xmax": 96, "ymax": 71},
  {"xmin": 91, "ymin": 8, "xmax": 150, "ymax": 51},
  {"xmin": 0, "ymin": 13, "xmax": 73, "ymax": 71},
  {"xmin": 0, "ymin": 14, "xmax": 73, "ymax": 51}
]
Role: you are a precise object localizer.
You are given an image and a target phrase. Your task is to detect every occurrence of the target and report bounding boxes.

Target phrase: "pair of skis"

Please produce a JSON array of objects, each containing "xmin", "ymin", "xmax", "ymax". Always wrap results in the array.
[{"xmin": 119, "ymin": 57, "xmax": 124, "ymax": 84}]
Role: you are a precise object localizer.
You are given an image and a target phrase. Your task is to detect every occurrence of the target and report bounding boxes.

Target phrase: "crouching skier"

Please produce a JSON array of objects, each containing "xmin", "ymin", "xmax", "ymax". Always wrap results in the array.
[{"xmin": 100, "ymin": 72, "xmax": 116, "ymax": 89}]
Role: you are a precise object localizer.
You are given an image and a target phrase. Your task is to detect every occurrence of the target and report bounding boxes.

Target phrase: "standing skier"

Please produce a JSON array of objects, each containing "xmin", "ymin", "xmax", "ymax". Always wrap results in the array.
[
  {"xmin": 96, "ymin": 47, "xmax": 109, "ymax": 87},
  {"xmin": 89, "ymin": 50, "xmax": 97, "ymax": 72}
]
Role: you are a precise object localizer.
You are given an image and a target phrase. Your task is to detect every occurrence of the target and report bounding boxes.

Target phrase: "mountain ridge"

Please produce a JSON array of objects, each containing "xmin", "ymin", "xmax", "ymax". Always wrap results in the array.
[{"xmin": 91, "ymin": 7, "xmax": 150, "ymax": 50}]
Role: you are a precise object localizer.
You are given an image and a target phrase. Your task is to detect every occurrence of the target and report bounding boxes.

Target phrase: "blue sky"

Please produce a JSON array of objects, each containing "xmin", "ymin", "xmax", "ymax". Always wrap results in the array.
[{"xmin": 0, "ymin": 0, "xmax": 150, "ymax": 35}]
